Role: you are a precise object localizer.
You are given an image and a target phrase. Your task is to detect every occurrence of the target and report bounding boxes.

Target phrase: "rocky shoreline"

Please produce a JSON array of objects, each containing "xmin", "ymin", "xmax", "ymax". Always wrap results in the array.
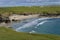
[
  {"xmin": 0, "ymin": 14, "xmax": 60, "ymax": 22},
  {"xmin": 0, "ymin": 14, "xmax": 60, "ymax": 27},
  {"xmin": 0, "ymin": 14, "xmax": 60, "ymax": 23}
]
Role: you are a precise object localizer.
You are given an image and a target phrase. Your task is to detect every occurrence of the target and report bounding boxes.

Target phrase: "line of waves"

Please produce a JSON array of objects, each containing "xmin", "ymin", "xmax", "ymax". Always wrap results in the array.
[{"xmin": 16, "ymin": 18, "xmax": 50, "ymax": 31}]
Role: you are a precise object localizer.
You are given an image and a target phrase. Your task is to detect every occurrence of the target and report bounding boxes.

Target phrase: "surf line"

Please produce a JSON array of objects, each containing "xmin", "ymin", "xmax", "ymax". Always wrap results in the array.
[
  {"xmin": 16, "ymin": 18, "xmax": 49, "ymax": 31},
  {"xmin": 37, "ymin": 21, "xmax": 48, "ymax": 26}
]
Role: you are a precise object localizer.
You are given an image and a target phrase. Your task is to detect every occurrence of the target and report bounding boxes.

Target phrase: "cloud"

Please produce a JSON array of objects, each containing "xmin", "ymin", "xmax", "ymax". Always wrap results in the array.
[{"xmin": 0, "ymin": 0, "xmax": 60, "ymax": 6}]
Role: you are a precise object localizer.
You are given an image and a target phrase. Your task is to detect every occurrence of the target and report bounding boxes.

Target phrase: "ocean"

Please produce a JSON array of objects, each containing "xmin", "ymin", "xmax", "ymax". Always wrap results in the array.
[{"xmin": 11, "ymin": 18, "xmax": 60, "ymax": 35}]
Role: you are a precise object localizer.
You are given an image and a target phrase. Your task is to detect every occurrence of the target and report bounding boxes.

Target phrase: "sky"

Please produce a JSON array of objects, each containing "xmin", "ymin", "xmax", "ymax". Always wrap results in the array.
[{"xmin": 0, "ymin": 0, "xmax": 60, "ymax": 7}]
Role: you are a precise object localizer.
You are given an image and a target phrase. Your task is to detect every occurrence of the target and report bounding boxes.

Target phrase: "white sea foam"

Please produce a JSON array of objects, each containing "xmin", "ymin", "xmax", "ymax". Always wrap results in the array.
[
  {"xmin": 29, "ymin": 30, "xmax": 36, "ymax": 33},
  {"xmin": 37, "ymin": 21, "xmax": 48, "ymax": 26},
  {"xmin": 16, "ymin": 20, "xmax": 38, "ymax": 31},
  {"xmin": 16, "ymin": 18, "xmax": 50, "ymax": 31}
]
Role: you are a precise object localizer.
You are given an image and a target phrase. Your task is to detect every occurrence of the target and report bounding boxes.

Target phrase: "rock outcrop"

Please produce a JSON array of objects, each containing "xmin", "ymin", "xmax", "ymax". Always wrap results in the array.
[{"xmin": 0, "ymin": 14, "xmax": 10, "ymax": 23}]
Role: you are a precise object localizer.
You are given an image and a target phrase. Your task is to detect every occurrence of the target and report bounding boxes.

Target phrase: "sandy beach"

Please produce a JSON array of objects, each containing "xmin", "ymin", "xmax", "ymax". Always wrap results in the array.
[{"xmin": 0, "ymin": 14, "xmax": 60, "ymax": 27}]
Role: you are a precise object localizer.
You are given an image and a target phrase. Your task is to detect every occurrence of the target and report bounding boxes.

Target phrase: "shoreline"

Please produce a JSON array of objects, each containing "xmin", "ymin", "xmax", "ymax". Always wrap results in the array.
[
  {"xmin": 39, "ymin": 16, "xmax": 60, "ymax": 18},
  {"xmin": 0, "ymin": 14, "xmax": 60, "ymax": 27}
]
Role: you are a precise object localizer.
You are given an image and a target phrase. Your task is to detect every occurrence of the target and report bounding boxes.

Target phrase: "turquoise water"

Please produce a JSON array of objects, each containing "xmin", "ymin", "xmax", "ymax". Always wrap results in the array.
[{"xmin": 11, "ymin": 18, "xmax": 60, "ymax": 35}]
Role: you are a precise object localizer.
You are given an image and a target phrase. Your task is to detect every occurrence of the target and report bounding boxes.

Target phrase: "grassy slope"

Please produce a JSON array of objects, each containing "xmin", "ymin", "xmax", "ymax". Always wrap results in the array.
[{"xmin": 0, "ymin": 27, "xmax": 60, "ymax": 40}]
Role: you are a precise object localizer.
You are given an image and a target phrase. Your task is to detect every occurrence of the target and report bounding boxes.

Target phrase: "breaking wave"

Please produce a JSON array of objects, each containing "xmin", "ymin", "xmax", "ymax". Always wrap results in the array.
[
  {"xmin": 16, "ymin": 18, "xmax": 49, "ymax": 31},
  {"xmin": 11, "ymin": 18, "xmax": 60, "ymax": 35}
]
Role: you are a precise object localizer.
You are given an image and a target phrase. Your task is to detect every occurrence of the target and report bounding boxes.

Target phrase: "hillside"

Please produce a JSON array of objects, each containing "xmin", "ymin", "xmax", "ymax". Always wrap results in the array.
[
  {"xmin": 0, "ymin": 27, "xmax": 60, "ymax": 40},
  {"xmin": 0, "ymin": 6, "xmax": 60, "ymax": 14}
]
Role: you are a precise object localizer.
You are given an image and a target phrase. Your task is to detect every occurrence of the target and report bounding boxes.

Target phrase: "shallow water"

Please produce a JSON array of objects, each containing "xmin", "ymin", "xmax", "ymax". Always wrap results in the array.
[{"xmin": 11, "ymin": 18, "xmax": 60, "ymax": 35}]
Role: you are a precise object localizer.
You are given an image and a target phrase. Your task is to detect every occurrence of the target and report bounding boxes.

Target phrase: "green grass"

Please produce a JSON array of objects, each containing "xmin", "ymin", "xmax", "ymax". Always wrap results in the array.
[
  {"xmin": 0, "ymin": 6, "xmax": 60, "ymax": 14},
  {"xmin": 0, "ymin": 27, "xmax": 60, "ymax": 40}
]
